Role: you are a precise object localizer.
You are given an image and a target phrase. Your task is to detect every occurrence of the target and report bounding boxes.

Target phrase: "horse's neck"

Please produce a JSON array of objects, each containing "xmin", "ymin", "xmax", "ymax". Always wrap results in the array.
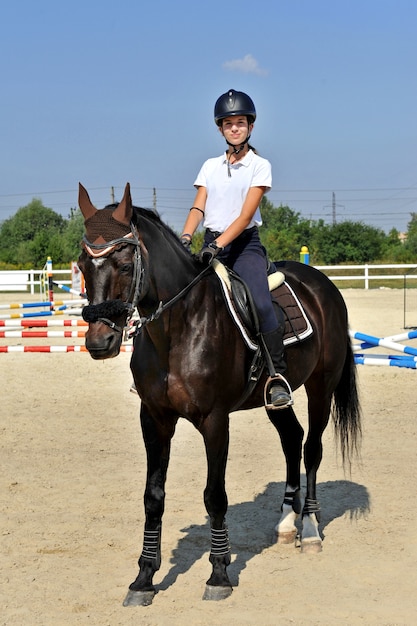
[{"xmin": 140, "ymin": 228, "xmax": 200, "ymax": 308}]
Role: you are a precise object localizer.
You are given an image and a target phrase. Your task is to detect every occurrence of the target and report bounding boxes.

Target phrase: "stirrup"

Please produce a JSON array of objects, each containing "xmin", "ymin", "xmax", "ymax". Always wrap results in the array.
[{"xmin": 264, "ymin": 374, "xmax": 294, "ymax": 410}]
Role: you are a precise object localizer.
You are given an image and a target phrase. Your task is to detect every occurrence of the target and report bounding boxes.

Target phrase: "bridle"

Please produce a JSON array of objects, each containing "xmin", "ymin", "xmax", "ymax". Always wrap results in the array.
[
  {"xmin": 81, "ymin": 226, "xmax": 144, "ymax": 334},
  {"xmin": 81, "ymin": 223, "xmax": 211, "ymax": 337}
]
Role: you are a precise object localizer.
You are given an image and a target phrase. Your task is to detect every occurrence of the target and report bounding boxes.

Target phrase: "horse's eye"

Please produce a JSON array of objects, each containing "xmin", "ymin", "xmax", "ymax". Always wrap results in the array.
[{"xmin": 120, "ymin": 263, "xmax": 132, "ymax": 274}]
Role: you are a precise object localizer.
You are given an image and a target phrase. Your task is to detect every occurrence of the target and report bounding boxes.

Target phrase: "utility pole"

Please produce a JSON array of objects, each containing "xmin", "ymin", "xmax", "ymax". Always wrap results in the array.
[
  {"xmin": 153, "ymin": 187, "xmax": 157, "ymax": 212},
  {"xmin": 111, "ymin": 186, "xmax": 115, "ymax": 203},
  {"xmin": 323, "ymin": 192, "xmax": 344, "ymax": 224}
]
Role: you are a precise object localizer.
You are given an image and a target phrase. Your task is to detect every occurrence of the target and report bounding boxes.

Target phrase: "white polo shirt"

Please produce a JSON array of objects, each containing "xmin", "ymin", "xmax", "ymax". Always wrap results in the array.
[{"xmin": 194, "ymin": 149, "xmax": 272, "ymax": 232}]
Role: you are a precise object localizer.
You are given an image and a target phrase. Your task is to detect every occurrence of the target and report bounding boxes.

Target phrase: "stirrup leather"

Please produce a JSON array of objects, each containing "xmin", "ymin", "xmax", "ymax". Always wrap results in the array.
[{"xmin": 264, "ymin": 373, "xmax": 294, "ymax": 410}]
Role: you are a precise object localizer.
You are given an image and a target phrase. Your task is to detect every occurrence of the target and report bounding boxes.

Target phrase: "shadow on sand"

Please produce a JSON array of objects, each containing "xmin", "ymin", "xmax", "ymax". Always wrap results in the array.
[{"xmin": 155, "ymin": 478, "xmax": 370, "ymax": 592}]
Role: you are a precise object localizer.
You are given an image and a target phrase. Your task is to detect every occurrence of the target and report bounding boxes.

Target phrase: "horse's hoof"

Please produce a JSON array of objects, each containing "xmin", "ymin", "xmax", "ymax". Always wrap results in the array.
[
  {"xmin": 275, "ymin": 529, "xmax": 297, "ymax": 544},
  {"xmin": 301, "ymin": 539, "xmax": 322, "ymax": 554},
  {"xmin": 203, "ymin": 584, "xmax": 233, "ymax": 601},
  {"xmin": 123, "ymin": 589, "xmax": 156, "ymax": 606}
]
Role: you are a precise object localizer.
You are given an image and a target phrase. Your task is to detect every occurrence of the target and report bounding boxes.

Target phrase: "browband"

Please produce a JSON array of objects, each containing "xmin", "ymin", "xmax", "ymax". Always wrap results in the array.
[{"xmin": 82, "ymin": 231, "xmax": 138, "ymax": 258}]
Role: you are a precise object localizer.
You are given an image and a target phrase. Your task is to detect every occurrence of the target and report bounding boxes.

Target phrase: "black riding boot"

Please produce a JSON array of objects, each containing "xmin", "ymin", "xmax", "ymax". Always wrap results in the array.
[{"xmin": 262, "ymin": 328, "xmax": 293, "ymax": 409}]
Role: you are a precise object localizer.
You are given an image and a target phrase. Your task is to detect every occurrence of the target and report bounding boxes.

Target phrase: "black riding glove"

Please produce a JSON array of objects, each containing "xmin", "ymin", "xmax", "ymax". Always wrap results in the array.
[
  {"xmin": 180, "ymin": 236, "xmax": 192, "ymax": 251},
  {"xmin": 199, "ymin": 241, "xmax": 223, "ymax": 265}
]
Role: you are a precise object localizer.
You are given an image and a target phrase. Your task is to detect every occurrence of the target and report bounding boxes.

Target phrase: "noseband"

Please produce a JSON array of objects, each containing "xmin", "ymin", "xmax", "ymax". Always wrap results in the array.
[{"xmin": 81, "ymin": 227, "xmax": 143, "ymax": 334}]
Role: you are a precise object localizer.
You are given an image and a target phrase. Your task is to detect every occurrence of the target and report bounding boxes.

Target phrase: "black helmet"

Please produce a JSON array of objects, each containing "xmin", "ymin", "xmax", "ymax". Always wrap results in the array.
[{"xmin": 214, "ymin": 89, "xmax": 256, "ymax": 126}]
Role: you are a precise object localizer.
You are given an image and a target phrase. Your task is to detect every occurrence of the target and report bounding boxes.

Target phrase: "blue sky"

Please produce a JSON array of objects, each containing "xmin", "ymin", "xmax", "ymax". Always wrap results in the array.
[{"xmin": 1, "ymin": 0, "xmax": 416, "ymax": 234}]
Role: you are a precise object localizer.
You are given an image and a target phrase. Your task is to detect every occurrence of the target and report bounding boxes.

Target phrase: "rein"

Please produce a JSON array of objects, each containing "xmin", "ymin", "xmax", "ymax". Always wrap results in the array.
[
  {"xmin": 82, "ymin": 225, "xmax": 211, "ymax": 336},
  {"xmin": 131, "ymin": 264, "xmax": 212, "ymax": 336}
]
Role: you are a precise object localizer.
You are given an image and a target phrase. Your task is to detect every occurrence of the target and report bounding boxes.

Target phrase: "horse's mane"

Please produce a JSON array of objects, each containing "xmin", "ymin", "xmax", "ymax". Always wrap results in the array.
[
  {"xmin": 103, "ymin": 203, "xmax": 178, "ymax": 239},
  {"xmin": 103, "ymin": 202, "xmax": 194, "ymax": 258}
]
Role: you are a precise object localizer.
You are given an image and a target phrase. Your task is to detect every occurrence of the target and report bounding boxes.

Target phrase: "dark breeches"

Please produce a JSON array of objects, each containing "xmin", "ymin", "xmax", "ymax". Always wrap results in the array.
[{"xmin": 205, "ymin": 227, "xmax": 278, "ymax": 333}]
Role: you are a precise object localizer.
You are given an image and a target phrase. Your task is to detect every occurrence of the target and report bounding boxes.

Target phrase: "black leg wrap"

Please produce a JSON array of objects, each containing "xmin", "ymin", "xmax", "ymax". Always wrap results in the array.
[
  {"xmin": 204, "ymin": 525, "xmax": 233, "ymax": 597},
  {"xmin": 303, "ymin": 498, "xmax": 321, "ymax": 523},
  {"xmin": 210, "ymin": 526, "xmax": 230, "ymax": 559},
  {"xmin": 141, "ymin": 527, "xmax": 161, "ymax": 569},
  {"xmin": 282, "ymin": 488, "xmax": 302, "ymax": 514}
]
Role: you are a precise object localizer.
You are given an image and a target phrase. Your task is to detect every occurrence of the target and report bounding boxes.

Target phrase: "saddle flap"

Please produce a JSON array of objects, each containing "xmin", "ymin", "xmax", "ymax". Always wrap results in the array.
[{"xmin": 213, "ymin": 260, "xmax": 313, "ymax": 349}]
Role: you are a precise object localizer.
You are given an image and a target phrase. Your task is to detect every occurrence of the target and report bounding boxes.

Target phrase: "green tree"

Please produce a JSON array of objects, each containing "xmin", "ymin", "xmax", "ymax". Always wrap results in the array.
[
  {"xmin": 312, "ymin": 221, "xmax": 386, "ymax": 264},
  {"xmin": 259, "ymin": 198, "xmax": 313, "ymax": 261},
  {"xmin": 61, "ymin": 208, "xmax": 86, "ymax": 262},
  {"xmin": 0, "ymin": 199, "xmax": 66, "ymax": 266},
  {"xmin": 190, "ymin": 229, "xmax": 204, "ymax": 254},
  {"xmin": 403, "ymin": 213, "xmax": 417, "ymax": 258},
  {"xmin": 378, "ymin": 227, "xmax": 410, "ymax": 262}
]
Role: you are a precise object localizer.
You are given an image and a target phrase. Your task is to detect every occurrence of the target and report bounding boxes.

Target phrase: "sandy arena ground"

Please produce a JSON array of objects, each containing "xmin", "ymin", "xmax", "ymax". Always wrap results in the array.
[{"xmin": 1, "ymin": 288, "xmax": 416, "ymax": 625}]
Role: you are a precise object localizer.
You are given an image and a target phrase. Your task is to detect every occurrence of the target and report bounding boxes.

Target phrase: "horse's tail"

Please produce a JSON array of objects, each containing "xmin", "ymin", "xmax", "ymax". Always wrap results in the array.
[{"xmin": 332, "ymin": 334, "xmax": 362, "ymax": 469}]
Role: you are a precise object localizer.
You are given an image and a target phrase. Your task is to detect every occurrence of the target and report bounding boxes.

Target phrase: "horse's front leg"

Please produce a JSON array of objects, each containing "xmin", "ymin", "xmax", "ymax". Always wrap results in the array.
[
  {"xmin": 123, "ymin": 405, "xmax": 177, "ymax": 607},
  {"xmin": 200, "ymin": 413, "xmax": 233, "ymax": 601}
]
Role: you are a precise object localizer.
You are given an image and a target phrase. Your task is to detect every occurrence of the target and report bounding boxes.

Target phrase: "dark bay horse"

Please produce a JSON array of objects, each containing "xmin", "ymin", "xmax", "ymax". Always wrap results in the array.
[{"xmin": 77, "ymin": 183, "xmax": 361, "ymax": 606}]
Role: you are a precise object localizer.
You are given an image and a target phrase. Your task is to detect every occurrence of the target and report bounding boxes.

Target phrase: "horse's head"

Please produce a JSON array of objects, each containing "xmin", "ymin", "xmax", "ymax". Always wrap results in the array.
[{"xmin": 77, "ymin": 183, "xmax": 143, "ymax": 359}]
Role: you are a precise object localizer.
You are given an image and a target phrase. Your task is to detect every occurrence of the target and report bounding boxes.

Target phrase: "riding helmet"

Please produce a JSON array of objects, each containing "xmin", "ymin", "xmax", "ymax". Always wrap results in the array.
[{"xmin": 214, "ymin": 89, "xmax": 256, "ymax": 126}]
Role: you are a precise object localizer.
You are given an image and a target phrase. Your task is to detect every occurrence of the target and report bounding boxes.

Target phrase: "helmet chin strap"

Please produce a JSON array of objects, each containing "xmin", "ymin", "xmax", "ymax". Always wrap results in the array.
[
  {"xmin": 225, "ymin": 134, "xmax": 251, "ymax": 177},
  {"xmin": 226, "ymin": 134, "xmax": 251, "ymax": 154}
]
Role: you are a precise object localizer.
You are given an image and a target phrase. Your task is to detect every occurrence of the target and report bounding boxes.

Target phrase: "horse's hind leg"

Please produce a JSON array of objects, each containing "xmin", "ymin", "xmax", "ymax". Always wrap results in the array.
[
  {"xmin": 267, "ymin": 406, "xmax": 304, "ymax": 544},
  {"xmin": 123, "ymin": 405, "xmax": 177, "ymax": 607},
  {"xmin": 300, "ymin": 385, "xmax": 332, "ymax": 554}
]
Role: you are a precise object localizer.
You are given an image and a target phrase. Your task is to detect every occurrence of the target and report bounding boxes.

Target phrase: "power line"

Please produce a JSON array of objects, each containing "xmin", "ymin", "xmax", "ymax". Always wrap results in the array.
[
  {"xmin": 0, "ymin": 184, "xmax": 416, "ymax": 200},
  {"xmin": 0, "ymin": 185, "xmax": 415, "ymax": 232}
]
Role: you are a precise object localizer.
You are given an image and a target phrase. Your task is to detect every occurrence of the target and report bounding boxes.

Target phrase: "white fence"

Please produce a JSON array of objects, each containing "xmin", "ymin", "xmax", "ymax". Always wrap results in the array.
[
  {"xmin": 1, "ymin": 264, "xmax": 417, "ymax": 293},
  {"xmin": 314, "ymin": 264, "xmax": 417, "ymax": 289},
  {"xmin": 0, "ymin": 268, "xmax": 72, "ymax": 293}
]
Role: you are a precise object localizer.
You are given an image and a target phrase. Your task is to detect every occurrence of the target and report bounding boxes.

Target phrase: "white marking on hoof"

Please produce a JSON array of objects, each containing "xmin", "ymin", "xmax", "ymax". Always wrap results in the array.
[
  {"xmin": 276, "ymin": 529, "xmax": 298, "ymax": 544},
  {"xmin": 275, "ymin": 504, "xmax": 299, "ymax": 544},
  {"xmin": 301, "ymin": 513, "xmax": 322, "ymax": 553},
  {"xmin": 301, "ymin": 538, "xmax": 323, "ymax": 554}
]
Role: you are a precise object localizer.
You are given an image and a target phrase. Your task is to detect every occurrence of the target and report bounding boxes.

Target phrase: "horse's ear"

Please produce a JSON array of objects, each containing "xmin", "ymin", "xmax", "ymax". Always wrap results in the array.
[
  {"xmin": 112, "ymin": 183, "xmax": 133, "ymax": 226},
  {"xmin": 78, "ymin": 183, "xmax": 98, "ymax": 221}
]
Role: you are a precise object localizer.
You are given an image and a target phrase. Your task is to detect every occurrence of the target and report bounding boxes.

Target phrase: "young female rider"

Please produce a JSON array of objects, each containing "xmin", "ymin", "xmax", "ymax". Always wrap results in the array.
[{"xmin": 181, "ymin": 88, "xmax": 292, "ymax": 409}]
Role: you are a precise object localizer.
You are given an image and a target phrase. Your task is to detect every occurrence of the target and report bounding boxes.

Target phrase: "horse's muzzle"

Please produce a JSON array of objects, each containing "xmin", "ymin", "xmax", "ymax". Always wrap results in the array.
[
  {"xmin": 82, "ymin": 300, "xmax": 131, "ymax": 358},
  {"xmin": 84, "ymin": 324, "xmax": 123, "ymax": 360}
]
